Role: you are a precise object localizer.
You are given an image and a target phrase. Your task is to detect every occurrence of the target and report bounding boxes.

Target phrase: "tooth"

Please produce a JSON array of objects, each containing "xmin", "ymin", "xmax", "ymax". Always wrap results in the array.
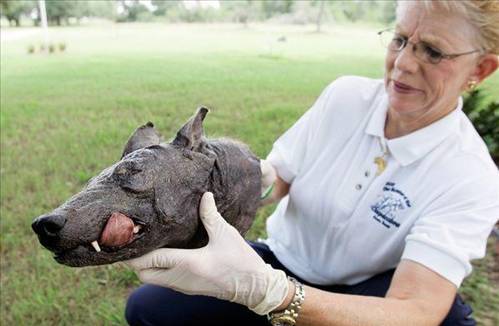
[
  {"xmin": 133, "ymin": 225, "xmax": 142, "ymax": 234},
  {"xmin": 91, "ymin": 240, "xmax": 101, "ymax": 252}
]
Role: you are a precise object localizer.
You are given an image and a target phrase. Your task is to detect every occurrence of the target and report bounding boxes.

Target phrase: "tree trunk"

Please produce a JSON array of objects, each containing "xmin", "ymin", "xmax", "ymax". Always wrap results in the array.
[
  {"xmin": 6, "ymin": 15, "xmax": 15, "ymax": 26},
  {"xmin": 316, "ymin": 0, "xmax": 326, "ymax": 33}
]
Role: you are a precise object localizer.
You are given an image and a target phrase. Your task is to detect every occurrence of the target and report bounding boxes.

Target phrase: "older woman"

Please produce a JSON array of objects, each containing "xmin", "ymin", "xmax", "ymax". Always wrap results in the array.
[{"xmin": 125, "ymin": 1, "xmax": 499, "ymax": 325}]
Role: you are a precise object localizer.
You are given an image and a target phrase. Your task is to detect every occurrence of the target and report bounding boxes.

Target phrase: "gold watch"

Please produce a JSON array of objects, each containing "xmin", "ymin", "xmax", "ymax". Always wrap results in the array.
[{"xmin": 267, "ymin": 277, "xmax": 305, "ymax": 326}]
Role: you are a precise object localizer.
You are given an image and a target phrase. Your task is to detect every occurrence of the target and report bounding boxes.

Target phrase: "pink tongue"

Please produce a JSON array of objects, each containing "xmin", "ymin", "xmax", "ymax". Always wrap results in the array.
[{"xmin": 99, "ymin": 212, "xmax": 134, "ymax": 247}]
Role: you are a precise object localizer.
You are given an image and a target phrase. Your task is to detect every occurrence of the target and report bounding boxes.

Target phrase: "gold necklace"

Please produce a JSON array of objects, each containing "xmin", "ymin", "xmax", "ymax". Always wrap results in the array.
[{"xmin": 374, "ymin": 138, "xmax": 389, "ymax": 176}]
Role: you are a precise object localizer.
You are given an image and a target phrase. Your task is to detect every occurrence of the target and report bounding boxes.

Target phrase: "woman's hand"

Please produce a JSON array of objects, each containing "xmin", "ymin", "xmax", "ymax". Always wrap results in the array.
[
  {"xmin": 260, "ymin": 159, "xmax": 291, "ymax": 206},
  {"xmin": 261, "ymin": 159, "xmax": 277, "ymax": 196},
  {"xmin": 125, "ymin": 192, "xmax": 289, "ymax": 315}
]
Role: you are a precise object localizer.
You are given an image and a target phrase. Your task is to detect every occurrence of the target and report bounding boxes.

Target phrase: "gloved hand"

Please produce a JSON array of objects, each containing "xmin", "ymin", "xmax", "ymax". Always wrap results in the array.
[
  {"xmin": 125, "ymin": 192, "xmax": 289, "ymax": 315},
  {"xmin": 260, "ymin": 159, "xmax": 277, "ymax": 199}
]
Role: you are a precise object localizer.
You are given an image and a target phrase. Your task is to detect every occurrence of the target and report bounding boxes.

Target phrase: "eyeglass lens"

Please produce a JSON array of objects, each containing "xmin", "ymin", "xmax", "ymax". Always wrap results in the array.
[{"xmin": 379, "ymin": 30, "xmax": 444, "ymax": 64}]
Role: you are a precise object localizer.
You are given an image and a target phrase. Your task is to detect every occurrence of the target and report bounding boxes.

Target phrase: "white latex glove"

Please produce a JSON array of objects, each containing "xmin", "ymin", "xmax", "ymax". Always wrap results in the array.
[
  {"xmin": 260, "ymin": 159, "xmax": 277, "ymax": 198},
  {"xmin": 125, "ymin": 192, "xmax": 289, "ymax": 315}
]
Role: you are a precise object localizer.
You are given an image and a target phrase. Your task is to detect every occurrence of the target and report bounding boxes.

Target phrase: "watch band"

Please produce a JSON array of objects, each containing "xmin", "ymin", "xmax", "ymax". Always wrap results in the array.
[{"xmin": 267, "ymin": 277, "xmax": 305, "ymax": 326}]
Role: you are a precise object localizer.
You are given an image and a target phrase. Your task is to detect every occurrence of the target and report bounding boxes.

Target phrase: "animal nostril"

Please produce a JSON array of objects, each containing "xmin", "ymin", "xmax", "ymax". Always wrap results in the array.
[{"xmin": 32, "ymin": 214, "xmax": 66, "ymax": 237}]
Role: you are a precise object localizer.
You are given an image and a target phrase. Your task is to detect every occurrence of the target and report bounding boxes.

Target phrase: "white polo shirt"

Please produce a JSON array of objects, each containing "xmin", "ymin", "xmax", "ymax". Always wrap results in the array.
[{"xmin": 264, "ymin": 76, "xmax": 499, "ymax": 287}]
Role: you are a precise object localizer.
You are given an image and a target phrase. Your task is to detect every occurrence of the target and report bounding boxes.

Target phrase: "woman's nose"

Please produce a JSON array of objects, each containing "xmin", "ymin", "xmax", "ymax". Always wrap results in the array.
[{"xmin": 393, "ymin": 44, "xmax": 420, "ymax": 74}]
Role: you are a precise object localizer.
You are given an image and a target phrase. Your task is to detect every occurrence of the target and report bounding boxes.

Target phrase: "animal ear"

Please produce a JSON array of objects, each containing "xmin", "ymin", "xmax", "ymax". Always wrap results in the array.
[
  {"xmin": 172, "ymin": 107, "xmax": 208, "ymax": 151},
  {"xmin": 121, "ymin": 122, "xmax": 162, "ymax": 159}
]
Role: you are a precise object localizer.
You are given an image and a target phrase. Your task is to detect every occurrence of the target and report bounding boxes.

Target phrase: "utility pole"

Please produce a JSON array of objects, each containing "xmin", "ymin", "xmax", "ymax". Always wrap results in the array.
[{"xmin": 38, "ymin": 0, "xmax": 49, "ymax": 47}]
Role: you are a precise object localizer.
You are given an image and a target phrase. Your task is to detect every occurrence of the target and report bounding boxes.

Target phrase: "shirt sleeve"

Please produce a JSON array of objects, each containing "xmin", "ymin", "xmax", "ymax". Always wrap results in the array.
[
  {"xmin": 266, "ymin": 82, "xmax": 334, "ymax": 183},
  {"xmin": 401, "ymin": 173, "xmax": 499, "ymax": 287}
]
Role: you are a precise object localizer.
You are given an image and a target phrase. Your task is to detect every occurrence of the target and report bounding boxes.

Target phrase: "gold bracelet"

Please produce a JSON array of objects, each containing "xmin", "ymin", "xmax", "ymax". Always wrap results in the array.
[{"xmin": 267, "ymin": 277, "xmax": 305, "ymax": 326}]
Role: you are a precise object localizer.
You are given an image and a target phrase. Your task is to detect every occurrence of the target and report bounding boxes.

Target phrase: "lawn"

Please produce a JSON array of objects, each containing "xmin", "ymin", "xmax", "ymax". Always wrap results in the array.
[{"xmin": 1, "ymin": 22, "xmax": 498, "ymax": 325}]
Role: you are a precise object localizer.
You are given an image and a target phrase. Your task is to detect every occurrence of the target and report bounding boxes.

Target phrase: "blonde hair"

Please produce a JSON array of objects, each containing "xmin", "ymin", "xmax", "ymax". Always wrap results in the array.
[{"xmin": 397, "ymin": 0, "xmax": 499, "ymax": 54}]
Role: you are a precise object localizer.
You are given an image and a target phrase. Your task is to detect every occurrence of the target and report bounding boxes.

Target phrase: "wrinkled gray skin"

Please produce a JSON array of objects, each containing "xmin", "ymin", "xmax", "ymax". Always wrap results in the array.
[{"xmin": 32, "ymin": 108, "xmax": 261, "ymax": 267}]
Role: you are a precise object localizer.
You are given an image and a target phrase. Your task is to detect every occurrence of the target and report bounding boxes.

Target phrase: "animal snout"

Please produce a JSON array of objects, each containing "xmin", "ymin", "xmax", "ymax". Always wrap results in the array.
[{"xmin": 32, "ymin": 214, "xmax": 67, "ymax": 239}]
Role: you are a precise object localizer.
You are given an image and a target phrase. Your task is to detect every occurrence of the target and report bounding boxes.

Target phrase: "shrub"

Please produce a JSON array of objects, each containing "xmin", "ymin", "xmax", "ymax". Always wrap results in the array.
[
  {"xmin": 463, "ymin": 89, "xmax": 499, "ymax": 165},
  {"xmin": 27, "ymin": 45, "xmax": 35, "ymax": 54},
  {"xmin": 48, "ymin": 44, "xmax": 56, "ymax": 53},
  {"xmin": 59, "ymin": 42, "xmax": 66, "ymax": 52}
]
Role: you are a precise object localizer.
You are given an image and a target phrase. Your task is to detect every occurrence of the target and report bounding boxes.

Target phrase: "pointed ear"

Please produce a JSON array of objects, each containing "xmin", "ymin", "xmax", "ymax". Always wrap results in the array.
[
  {"xmin": 172, "ymin": 107, "xmax": 208, "ymax": 151},
  {"xmin": 121, "ymin": 122, "xmax": 162, "ymax": 159}
]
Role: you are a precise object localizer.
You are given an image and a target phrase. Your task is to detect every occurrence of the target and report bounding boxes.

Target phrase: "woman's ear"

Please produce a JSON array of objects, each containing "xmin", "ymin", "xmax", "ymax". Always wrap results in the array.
[{"xmin": 471, "ymin": 53, "xmax": 498, "ymax": 84}]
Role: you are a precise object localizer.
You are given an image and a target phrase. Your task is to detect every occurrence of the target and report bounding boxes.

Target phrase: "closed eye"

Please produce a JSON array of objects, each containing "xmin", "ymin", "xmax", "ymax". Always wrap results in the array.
[
  {"xmin": 113, "ymin": 165, "xmax": 153, "ymax": 195},
  {"xmin": 113, "ymin": 163, "xmax": 143, "ymax": 178},
  {"xmin": 129, "ymin": 167, "xmax": 143, "ymax": 175}
]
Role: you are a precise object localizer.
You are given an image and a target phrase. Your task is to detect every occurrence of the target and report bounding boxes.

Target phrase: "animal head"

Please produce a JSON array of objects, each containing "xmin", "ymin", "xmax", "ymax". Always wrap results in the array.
[{"xmin": 32, "ymin": 108, "xmax": 261, "ymax": 267}]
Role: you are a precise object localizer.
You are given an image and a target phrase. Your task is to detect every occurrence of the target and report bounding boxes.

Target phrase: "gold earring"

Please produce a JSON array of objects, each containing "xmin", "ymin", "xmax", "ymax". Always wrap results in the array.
[{"xmin": 467, "ymin": 80, "xmax": 478, "ymax": 91}]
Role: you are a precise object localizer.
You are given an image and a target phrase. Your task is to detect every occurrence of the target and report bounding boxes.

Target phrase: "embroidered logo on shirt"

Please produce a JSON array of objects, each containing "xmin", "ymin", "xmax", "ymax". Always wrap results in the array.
[{"xmin": 371, "ymin": 182, "xmax": 412, "ymax": 229}]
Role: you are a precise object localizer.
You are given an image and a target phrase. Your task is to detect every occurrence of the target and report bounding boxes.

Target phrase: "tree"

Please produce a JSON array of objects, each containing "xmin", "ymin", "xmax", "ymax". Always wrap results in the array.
[
  {"xmin": 326, "ymin": 0, "xmax": 396, "ymax": 25},
  {"xmin": 260, "ymin": 0, "xmax": 294, "ymax": 19},
  {"xmin": 219, "ymin": 0, "xmax": 255, "ymax": 26},
  {"xmin": 315, "ymin": 0, "xmax": 325, "ymax": 32},
  {"xmin": 151, "ymin": 0, "xmax": 180, "ymax": 17},
  {"xmin": 44, "ymin": 0, "xmax": 78, "ymax": 25},
  {"xmin": 75, "ymin": 1, "xmax": 116, "ymax": 20},
  {"xmin": 339, "ymin": 1, "xmax": 366, "ymax": 23},
  {"xmin": 0, "ymin": 0, "xmax": 36, "ymax": 26},
  {"xmin": 463, "ymin": 89, "xmax": 499, "ymax": 164},
  {"xmin": 380, "ymin": 0, "xmax": 397, "ymax": 25},
  {"xmin": 116, "ymin": 0, "xmax": 149, "ymax": 22}
]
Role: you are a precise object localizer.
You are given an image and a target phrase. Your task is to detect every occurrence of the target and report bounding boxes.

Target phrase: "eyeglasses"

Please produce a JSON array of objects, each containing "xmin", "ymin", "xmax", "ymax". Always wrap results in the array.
[{"xmin": 377, "ymin": 29, "xmax": 482, "ymax": 64}]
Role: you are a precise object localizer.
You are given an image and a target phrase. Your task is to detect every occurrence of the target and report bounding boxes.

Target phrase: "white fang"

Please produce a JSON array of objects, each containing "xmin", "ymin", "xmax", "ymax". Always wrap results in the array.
[{"xmin": 91, "ymin": 241, "xmax": 101, "ymax": 252}]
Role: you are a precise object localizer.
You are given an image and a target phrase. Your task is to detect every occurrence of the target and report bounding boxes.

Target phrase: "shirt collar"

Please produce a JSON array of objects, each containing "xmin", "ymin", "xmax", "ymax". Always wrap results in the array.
[{"xmin": 365, "ymin": 95, "xmax": 463, "ymax": 166}]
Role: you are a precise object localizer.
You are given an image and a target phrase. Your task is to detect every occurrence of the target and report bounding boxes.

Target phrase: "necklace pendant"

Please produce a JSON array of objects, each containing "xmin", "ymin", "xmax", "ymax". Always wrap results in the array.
[{"xmin": 374, "ymin": 157, "xmax": 386, "ymax": 176}]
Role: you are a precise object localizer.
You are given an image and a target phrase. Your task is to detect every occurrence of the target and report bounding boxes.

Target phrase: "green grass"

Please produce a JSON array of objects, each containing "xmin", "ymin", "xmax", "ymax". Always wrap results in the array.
[{"xmin": 1, "ymin": 23, "xmax": 498, "ymax": 325}]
